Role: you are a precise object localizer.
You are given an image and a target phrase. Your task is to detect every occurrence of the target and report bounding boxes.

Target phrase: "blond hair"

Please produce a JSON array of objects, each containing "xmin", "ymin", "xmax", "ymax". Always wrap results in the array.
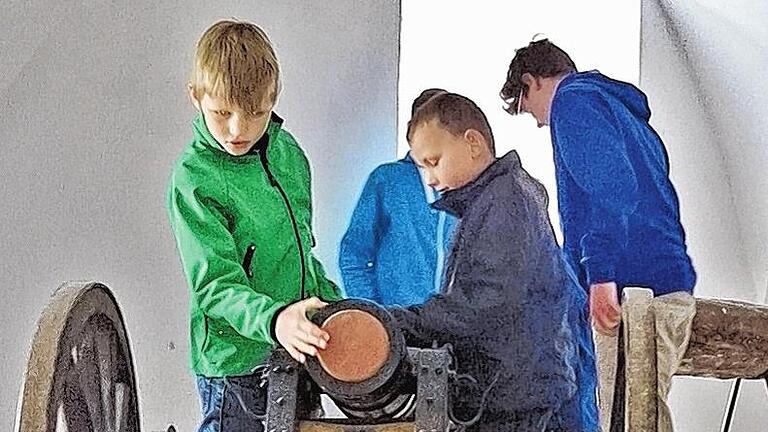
[{"xmin": 190, "ymin": 19, "xmax": 280, "ymax": 113}]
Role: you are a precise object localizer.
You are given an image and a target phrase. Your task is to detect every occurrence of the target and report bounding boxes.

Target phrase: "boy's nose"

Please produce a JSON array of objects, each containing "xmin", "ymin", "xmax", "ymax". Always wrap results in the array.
[
  {"xmin": 426, "ymin": 174, "xmax": 439, "ymax": 189},
  {"xmin": 229, "ymin": 118, "xmax": 245, "ymax": 136}
]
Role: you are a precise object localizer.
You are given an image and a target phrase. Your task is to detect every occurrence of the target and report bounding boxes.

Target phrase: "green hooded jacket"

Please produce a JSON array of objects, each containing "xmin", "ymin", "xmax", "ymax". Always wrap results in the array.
[{"xmin": 167, "ymin": 112, "xmax": 341, "ymax": 377}]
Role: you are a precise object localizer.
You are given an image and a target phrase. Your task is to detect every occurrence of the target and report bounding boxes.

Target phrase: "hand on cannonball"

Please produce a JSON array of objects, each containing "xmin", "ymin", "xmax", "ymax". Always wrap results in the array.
[{"xmin": 275, "ymin": 297, "xmax": 330, "ymax": 363}]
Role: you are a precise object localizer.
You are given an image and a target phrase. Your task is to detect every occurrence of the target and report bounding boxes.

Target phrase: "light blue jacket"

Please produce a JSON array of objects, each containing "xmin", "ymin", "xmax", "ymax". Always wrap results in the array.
[{"xmin": 338, "ymin": 153, "xmax": 456, "ymax": 306}]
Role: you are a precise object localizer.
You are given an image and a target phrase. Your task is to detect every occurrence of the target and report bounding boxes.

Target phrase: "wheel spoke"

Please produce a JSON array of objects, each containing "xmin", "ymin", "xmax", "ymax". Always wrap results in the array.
[
  {"xmin": 61, "ymin": 361, "xmax": 94, "ymax": 432},
  {"xmin": 55, "ymin": 403, "xmax": 69, "ymax": 432},
  {"xmin": 115, "ymin": 383, "xmax": 127, "ymax": 432},
  {"xmin": 75, "ymin": 323, "xmax": 106, "ymax": 431},
  {"xmin": 93, "ymin": 319, "xmax": 118, "ymax": 432}
]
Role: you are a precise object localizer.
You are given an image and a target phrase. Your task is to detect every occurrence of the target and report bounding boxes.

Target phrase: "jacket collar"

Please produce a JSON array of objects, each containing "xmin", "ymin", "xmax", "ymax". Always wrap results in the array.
[
  {"xmin": 433, "ymin": 150, "xmax": 522, "ymax": 217},
  {"xmin": 192, "ymin": 112, "xmax": 285, "ymax": 156}
]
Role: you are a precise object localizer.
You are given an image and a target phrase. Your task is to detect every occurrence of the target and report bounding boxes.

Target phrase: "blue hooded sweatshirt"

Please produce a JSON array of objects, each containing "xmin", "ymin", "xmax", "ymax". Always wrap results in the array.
[
  {"xmin": 338, "ymin": 153, "xmax": 456, "ymax": 306},
  {"xmin": 550, "ymin": 71, "xmax": 696, "ymax": 296}
]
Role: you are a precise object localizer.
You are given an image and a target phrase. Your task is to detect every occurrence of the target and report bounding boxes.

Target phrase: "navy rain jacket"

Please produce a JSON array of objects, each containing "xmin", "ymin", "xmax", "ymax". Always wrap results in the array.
[{"xmin": 389, "ymin": 151, "xmax": 587, "ymax": 422}]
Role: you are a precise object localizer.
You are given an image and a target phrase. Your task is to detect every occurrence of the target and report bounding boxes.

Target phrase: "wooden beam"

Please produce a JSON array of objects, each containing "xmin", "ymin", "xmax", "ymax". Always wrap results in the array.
[
  {"xmin": 299, "ymin": 420, "xmax": 413, "ymax": 431},
  {"xmin": 677, "ymin": 298, "xmax": 768, "ymax": 379}
]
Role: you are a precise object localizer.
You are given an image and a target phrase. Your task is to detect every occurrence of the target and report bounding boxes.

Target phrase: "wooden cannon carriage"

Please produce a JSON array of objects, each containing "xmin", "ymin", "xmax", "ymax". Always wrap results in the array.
[
  {"xmin": 14, "ymin": 282, "xmax": 768, "ymax": 431},
  {"xmin": 14, "ymin": 284, "xmax": 453, "ymax": 432}
]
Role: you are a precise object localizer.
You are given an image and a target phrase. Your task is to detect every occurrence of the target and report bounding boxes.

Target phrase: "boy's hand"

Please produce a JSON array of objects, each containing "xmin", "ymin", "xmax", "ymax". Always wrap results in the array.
[
  {"xmin": 274, "ymin": 297, "xmax": 330, "ymax": 363},
  {"xmin": 590, "ymin": 281, "xmax": 622, "ymax": 336}
]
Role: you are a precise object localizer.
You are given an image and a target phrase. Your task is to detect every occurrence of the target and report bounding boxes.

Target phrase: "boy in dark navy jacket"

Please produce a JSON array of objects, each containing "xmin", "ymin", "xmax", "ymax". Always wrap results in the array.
[{"xmin": 388, "ymin": 90, "xmax": 595, "ymax": 431}]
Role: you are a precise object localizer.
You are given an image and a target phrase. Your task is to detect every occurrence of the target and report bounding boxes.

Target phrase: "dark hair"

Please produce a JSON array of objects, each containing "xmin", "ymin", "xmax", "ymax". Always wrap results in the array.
[
  {"xmin": 500, "ymin": 38, "xmax": 576, "ymax": 115},
  {"xmin": 407, "ymin": 91, "xmax": 495, "ymax": 154}
]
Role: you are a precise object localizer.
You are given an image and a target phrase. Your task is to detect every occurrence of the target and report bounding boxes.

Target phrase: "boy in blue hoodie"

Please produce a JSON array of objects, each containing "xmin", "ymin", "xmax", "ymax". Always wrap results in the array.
[
  {"xmin": 339, "ymin": 89, "xmax": 456, "ymax": 306},
  {"xmin": 500, "ymin": 39, "xmax": 696, "ymax": 431}
]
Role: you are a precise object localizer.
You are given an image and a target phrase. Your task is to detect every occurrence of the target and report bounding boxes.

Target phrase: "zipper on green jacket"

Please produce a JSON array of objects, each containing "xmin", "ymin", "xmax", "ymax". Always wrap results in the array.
[{"xmin": 257, "ymin": 146, "xmax": 308, "ymax": 299}]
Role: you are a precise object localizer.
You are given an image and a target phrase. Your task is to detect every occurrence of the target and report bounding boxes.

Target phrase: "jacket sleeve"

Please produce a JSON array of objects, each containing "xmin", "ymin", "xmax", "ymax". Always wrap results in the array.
[
  {"xmin": 390, "ymin": 196, "xmax": 575, "ymax": 411},
  {"xmin": 390, "ymin": 198, "xmax": 532, "ymax": 347},
  {"xmin": 167, "ymin": 178, "xmax": 288, "ymax": 344},
  {"xmin": 553, "ymin": 89, "xmax": 639, "ymax": 285},
  {"xmin": 338, "ymin": 169, "xmax": 385, "ymax": 302}
]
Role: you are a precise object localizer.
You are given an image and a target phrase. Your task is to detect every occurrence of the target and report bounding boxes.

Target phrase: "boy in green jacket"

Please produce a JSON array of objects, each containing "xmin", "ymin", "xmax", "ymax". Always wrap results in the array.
[{"xmin": 167, "ymin": 19, "xmax": 341, "ymax": 432}]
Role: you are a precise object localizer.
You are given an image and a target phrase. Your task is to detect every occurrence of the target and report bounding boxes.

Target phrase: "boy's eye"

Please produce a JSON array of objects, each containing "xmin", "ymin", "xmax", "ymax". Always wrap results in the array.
[{"xmin": 214, "ymin": 110, "xmax": 231, "ymax": 117}]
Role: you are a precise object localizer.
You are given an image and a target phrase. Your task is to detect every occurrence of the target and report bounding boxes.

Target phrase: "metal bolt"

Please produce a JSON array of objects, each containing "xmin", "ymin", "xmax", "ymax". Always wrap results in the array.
[
  {"xmin": 272, "ymin": 365, "xmax": 282, "ymax": 373},
  {"xmin": 275, "ymin": 396, "xmax": 285, "ymax": 406}
]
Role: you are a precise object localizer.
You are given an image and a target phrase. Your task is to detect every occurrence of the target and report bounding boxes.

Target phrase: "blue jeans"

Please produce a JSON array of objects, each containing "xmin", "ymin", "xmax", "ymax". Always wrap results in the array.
[{"xmin": 195, "ymin": 368, "xmax": 268, "ymax": 432}]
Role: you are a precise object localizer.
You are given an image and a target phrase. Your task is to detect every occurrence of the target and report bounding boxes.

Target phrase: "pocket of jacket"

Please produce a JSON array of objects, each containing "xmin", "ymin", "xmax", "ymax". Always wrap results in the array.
[
  {"xmin": 242, "ymin": 244, "xmax": 256, "ymax": 278},
  {"xmin": 201, "ymin": 316, "xmax": 211, "ymax": 354}
]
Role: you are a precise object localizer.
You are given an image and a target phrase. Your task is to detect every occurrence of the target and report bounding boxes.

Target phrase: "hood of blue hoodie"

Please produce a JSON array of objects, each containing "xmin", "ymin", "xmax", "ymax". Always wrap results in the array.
[{"xmin": 558, "ymin": 70, "xmax": 650, "ymax": 121}]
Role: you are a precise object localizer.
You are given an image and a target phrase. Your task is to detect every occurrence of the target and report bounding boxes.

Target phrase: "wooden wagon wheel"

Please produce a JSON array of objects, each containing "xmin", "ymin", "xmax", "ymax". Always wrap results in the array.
[{"xmin": 15, "ymin": 281, "xmax": 140, "ymax": 432}]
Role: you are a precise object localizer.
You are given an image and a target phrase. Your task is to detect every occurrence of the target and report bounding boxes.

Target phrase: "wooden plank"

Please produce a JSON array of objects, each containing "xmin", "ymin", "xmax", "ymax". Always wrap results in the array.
[
  {"xmin": 622, "ymin": 288, "xmax": 657, "ymax": 432},
  {"xmin": 299, "ymin": 420, "xmax": 413, "ymax": 431},
  {"xmin": 677, "ymin": 298, "xmax": 768, "ymax": 379}
]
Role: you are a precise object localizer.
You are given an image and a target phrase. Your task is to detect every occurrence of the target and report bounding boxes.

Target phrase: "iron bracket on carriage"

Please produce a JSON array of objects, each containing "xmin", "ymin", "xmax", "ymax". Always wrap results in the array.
[{"xmin": 266, "ymin": 298, "xmax": 453, "ymax": 432}]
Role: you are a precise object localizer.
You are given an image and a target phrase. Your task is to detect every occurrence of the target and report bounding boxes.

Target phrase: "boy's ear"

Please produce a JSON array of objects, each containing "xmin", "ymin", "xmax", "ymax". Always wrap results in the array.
[
  {"xmin": 188, "ymin": 84, "xmax": 201, "ymax": 111},
  {"xmin": 464, "ymin": 129, "xmax": 487, "ymax": 159},
  {"xmin": 521, "ymin": 73, "xmax": 538, "ymax": 90}
]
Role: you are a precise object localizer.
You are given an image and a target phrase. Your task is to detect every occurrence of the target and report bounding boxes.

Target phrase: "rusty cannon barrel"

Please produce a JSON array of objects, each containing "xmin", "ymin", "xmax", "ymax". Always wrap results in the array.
[{"xmin": 305, "ymin": 299, "xmax": 415, "ymax": 421}]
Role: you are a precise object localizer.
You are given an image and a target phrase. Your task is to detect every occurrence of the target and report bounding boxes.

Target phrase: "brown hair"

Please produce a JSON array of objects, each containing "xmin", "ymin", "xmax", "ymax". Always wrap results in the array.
[
  {"xmin": 500, "ymin": 38, "xmax": 576, "ymax": 115},
  {"xmin": 407, "ymin": 91, "xmax": 495, "ymax": 154},
  {"xmin": 411, "ymin": 88, "xmax": 447, "ymax": 116},
  {"xmin": 190, "ymin": 19, "xmax": 280, "ymax": 113}
]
